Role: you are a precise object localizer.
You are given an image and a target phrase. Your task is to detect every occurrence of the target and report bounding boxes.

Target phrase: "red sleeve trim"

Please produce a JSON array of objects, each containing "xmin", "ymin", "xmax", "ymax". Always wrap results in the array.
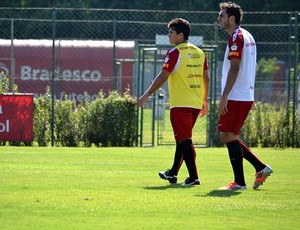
[
  {"xmin": 228, "ymin": 30, "xmax": 244, "ymax": 60},
  {"xmin": 162, "ymin": 48, "xmax": 179, "ymax": 73}
]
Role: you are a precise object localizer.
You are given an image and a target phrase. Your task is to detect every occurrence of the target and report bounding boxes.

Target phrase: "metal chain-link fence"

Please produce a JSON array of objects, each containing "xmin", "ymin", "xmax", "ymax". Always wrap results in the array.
[{"xmin": 0, "ymin": 8, "xmax": 299, "ymax": 147}]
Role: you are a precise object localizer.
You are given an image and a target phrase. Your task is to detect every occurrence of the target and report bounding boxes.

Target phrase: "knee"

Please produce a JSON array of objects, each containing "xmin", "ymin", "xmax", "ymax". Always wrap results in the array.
[
  {"xmin": 219, "ymin": 135, "xmax": 227, "ymax": 144},
  {"xmin": 219, "ymin": 132, "xmax": 237, "ymax": 144}
]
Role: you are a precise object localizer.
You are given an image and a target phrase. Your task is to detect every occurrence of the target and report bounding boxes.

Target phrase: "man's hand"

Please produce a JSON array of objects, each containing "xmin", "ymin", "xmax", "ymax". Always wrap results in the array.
[
  {"xmin": 199, "ymin": 101, "xmax": 208, "ymax": 117},
  {"xmin": 138, "ymin": 93, "xmax": 150, "ymax": 107},
  {"xmin": 219, "ymin": 96, "xmax": 228, "ymax": 116}
]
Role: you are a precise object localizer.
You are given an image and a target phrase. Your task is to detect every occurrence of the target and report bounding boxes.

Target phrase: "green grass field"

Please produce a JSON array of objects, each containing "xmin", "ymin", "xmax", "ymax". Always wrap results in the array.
[{"xmin": 0, "ymin": 146, "xmax": 299, "ymax": 230}]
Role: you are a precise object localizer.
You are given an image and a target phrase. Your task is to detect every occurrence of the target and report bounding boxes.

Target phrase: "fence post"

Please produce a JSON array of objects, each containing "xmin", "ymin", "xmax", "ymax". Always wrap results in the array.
[
  {"xmin": 9, "ymin": 18, "xmax": 15, "ymax": 92},
  {"xmin": 51, "ymin": 8, "xmax": 56, "ymax": 147},
  {"xmin": 292, "ymin": 12, "xmax": 299, "ymax": 148},
  {"xmin": 288, "ymin": 12, "xmax": 299, "ymax": 147},
  {"xmin": 112, "ymin": 18, "xmax": 117, "ymax": 91}
]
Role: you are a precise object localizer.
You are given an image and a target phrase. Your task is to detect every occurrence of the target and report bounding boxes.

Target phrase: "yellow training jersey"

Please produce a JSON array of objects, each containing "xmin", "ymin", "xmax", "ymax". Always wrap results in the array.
[{"xmin": 165, "ymin": 42, "xmax": 206, "ymax": 109}]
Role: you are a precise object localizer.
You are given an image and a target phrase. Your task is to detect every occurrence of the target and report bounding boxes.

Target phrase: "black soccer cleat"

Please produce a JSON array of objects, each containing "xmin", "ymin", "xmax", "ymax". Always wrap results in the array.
[
  {"xmin": 159, "ymin": 170, "xmax": 177, "ymax": 183},
  {"xmin": 181, "ymin": 177, "xmax": 200, "ymax": 186}
]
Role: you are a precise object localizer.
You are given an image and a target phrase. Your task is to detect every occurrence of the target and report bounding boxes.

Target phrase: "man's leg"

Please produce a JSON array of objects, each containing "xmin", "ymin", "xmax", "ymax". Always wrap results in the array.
[
  {"xmin": 240, "ymin": 139, "xmax": 265, "ymax": 171},
  {"xmin": 181, "ymin": 139, "xmax": 199, "ymax": 182},
  {"xmin": 169, "ymin": 141, "xmax": 183, "ymax": 175},
  {"xmin": 226, "ymin": 140, "xmax": 246, "ymax": 186}
]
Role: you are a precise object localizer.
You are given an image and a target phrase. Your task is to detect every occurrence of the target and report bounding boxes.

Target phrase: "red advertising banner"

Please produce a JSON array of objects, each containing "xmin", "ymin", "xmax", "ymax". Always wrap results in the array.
[
  {"xmin": 0, "ymin": 94, "xmax": 34, "ymax": 142},
  {"xmin": 0, "ymin": 40, "xmax": 135, "ymax": 102}
]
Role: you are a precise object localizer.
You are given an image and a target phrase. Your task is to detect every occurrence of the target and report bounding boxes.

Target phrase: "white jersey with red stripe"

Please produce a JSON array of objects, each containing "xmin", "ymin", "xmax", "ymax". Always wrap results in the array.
[{"xmin": 221, "ymin": 27, "xmax": 257, "ymax": 101}]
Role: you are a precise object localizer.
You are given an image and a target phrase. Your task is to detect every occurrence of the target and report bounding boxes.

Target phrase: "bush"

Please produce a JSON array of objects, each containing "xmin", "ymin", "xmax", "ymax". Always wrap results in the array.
[
  {"xmin": 100, "ymin": 90, "xmax": 137, "ymax": 147},
  {"xmin": 54, "ymin": 100, "xmax": 79, "ymax": 147},
  {"xmin": 240, "ymin": 102, "xmax": 299, "ymax": 148},
  {"xmin": 33, "ymin": 91, "xmax": 51, "ymax": 146},
  {"xmin": 32, "ymin": 89, "xmax": 137, "ymax": 147},
  {"xmin": 82, "ymin": 91, "xmax": 106, "ymax": 147}
]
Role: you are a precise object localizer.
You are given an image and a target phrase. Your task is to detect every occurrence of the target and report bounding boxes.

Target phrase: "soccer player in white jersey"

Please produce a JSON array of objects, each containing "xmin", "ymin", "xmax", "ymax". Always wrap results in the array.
[{"xmin": 217, "ymin": 2, "xmax": 273, "ymax": 190}]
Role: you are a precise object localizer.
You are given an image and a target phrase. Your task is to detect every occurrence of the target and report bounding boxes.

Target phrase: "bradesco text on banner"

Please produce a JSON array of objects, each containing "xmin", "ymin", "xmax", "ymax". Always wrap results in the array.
[{"xmin": 0, "ymin": 94, "xmax": 34, "ymax": 142}]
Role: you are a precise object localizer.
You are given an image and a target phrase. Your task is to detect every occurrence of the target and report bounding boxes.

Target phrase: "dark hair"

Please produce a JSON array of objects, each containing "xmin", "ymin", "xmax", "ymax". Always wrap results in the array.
[
  {"xmin": 167, "ymin": 18, "xmax": 191, "ymax": 40},
  {"xmin": 219, "ymin": 1, "xmax": 244, "ymax": 25}
]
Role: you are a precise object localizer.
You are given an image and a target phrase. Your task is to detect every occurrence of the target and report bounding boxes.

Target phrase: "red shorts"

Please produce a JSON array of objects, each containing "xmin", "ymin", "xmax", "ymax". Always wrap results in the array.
[
  {"xmin": 170, "ymin": 107, "xmax": 200, "ymax": 142},
  {"xmin": 218, "ymin": 100, "xmax": 253, "ymax": 135}
]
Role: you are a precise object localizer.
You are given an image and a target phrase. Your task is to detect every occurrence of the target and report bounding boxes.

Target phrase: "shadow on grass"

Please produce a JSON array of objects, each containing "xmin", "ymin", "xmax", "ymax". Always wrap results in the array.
[
  {"xmin": 196, "ymin": 189, "xmax": 243, "ymax": 197},
  {"xmin": 144, "ymin": 184, "xmax": 193, "ymax": 190}
]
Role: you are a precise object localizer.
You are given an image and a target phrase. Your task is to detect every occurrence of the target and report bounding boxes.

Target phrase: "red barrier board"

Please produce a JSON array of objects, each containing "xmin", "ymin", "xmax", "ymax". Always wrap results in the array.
[
  {"xmin": 0, "ymin": 94, "xmax": 34, "ymax": 142},
  {"xmin": 0, "ymin": 40, "xmax": 135, "ymax": 102}
]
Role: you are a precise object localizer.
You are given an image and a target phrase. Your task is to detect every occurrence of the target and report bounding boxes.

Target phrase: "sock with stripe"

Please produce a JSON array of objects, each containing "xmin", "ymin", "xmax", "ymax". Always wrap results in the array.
[
  {"xmin": 239, "ymin": 139, "xmax": 265, "ymax": 172},
  {"xmin": 169, "ymin": 141, "xmax": 183, "ymax": 176},
  {"xmin": 226, "ymin": 140, "xmax": 246, "ymax": 186},
  {"xmin": 181, "ymin": 139, "xmax": 198, "ymax": 181}
]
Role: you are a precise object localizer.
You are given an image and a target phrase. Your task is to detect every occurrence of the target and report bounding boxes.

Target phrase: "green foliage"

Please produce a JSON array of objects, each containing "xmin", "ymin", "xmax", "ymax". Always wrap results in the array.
[
  {"xmin": 82, "ymin": 91, "xmax": 106, "ymax": 147},
  {"xmin": 33, "ymin": 88, "xmax": 52, "ymax": 147},
  {"xmin": 255, "ymin": 58, "xmax": 280, "ymax": 102},
  {"xmin": 241, "ymin": 102, "xmax": 300, "ymax": 148},
  {"xmin": 256, "ymin": 57, "xmax": 279, "ymax": 80},
  {"xmin": 0, "ymin": 71, "xmax": 18, "ymax": 94},
  {"xmin": 32, "ymin": 89, "xmax": 137, "ymax": 147},
  {"xmin": 0, "ymin": 72, "xmax": 10, "ymax": 94},
  {"xmin": 72, "ymin": 102, "xmax": 91, "ymax": 146},
  {"xmin": 100, "ymin": 90, "xmax": 137, "ymax": 147},
  {"xmin": 54, "ymin": 100, "xmax": 79, "ymax": 147}
]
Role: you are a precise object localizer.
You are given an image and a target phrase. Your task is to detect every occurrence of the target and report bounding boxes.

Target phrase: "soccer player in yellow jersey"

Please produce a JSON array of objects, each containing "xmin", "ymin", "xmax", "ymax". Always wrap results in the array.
[{"xmin": 139, "ymin": 18, "xmax": 209, "ymax": 186}]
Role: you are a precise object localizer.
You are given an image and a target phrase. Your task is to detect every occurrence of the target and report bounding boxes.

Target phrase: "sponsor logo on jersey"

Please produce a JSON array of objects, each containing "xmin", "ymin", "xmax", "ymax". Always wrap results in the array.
[
  {"xmin": 229, "ymin": 51, "xmax": 239, "ymax": 57},
  {"xmin": 187, "ymin": 53, "xmax": 201, "ymax": 59},
  {"xmin": 231, "ymin": 43, "xmax": 238, "ymax": 51},
  {"xmin": 186, "ymin": 64, "xmax": 202, "ymax": 68},
  {"xmin": 246, "ymin": 42, "xmax": 256, "ymax": 47},
  {"xmin": 190, "ymin": 84, "xmax": 201, "ymax": 88},
  {"xmin": 187, "ymin": 74, "xmax": 202, "ymax": 78}
]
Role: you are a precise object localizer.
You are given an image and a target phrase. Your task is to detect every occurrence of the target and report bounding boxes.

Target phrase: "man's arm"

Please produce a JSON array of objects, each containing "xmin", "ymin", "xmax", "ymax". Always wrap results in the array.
[
  {"xmin": 199, "ymin": 69, "xmax": 209, "ymax": 117},
  {"xmin": 138, "ymin": 70, "xmax": 170, "ymax": 107},
  {"xmin": 219, "ymin": 58, "xmax": 240, "ymax": 115}
]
